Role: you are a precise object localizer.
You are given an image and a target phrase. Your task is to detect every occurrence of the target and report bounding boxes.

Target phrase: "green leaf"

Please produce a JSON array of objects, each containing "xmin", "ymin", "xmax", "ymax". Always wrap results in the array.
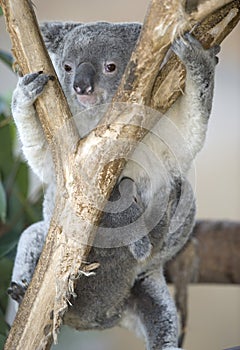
[
  {"xmin": 0, "ymin": 115, "xmax": 14, "ymax": 178},
  {"xmin": 0, "ymin": 307, "xmax": 9, "ymax": 339},
  {"xmin": 0, "ymin": 51, "xmax": 13, "ymax": 70},
  {"xmin": 0, "ymin": 96, "xmax": 9, "ymax": 116},
  {"xmin": 0, "ymin": 230, "xmax": 19, "ymax": 259},
  {"xmin": 0, "ymin": 7, "xmax": 3, "ymax": 16},
  {"xmin": 0, "ymin": 181, "xmax": 6, "ymax": 223},
  {"xmin": 0, "ymin": 334, "xmax": 6, "ymax": 350},
  {"xmin": 0, "ymin": 258, "xmax": 13, "ymax": 312},
  {"xmin": 8, "ymin": 120, "xmax": 16, "ymax": 145},
  {"xmin": 15, "ymin": 161, "xmax": 29, "ymax": 198},
  {"xmin": 0, "ymin": 238, "xmax": 18, "ymax": 259}
]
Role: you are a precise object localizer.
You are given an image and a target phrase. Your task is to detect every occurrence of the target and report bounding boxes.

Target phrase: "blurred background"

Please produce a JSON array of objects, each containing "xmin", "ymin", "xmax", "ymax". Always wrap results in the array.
[{"xmin": 0, "ymin": 1, "xmax": 239, "ymax": 349}]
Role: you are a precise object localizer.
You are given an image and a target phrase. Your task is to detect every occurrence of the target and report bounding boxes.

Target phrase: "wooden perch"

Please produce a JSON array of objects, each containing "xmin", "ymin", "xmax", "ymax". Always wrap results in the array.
[
  {"xmin": 166, "ymin": 220, "xmax": 240, "ymax": 345},
  {"xmin": 0, "ymin": 0, "xmax": 239, "ymax": 349},
  {"xmin": 167, "ymin": 220, "xmax": 240, "ymax": 286}
]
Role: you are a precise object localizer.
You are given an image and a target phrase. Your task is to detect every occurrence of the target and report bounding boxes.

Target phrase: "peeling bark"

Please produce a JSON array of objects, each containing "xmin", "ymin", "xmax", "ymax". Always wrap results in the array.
[
  {"xmin": 151, "ymin": 0, "xmax": 240, "ymax": 112},
  {"xmin": 0, "ymin": 0, "xmax": 239, "ymax": 349}
]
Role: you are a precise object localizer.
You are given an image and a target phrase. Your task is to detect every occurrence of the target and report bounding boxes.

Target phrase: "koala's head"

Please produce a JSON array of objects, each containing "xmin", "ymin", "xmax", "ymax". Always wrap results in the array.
[{"xmin": 41, "ymin": 22, "xmax": 142, "ymax": 117}]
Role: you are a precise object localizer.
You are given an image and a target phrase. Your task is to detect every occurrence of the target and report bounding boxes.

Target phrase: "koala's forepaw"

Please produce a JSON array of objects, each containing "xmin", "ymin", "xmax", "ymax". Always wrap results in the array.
[
  {"xmin": 172, "ymin": 33, "xmax": 220, "ymax": 71},
  {"xmin": 14, "ymin": 71, "xmax": 54, "ymax": 108},
  {"xmin": 209, "ymin": 44, "xmax": 221, "ymax": 65},
  {"xmin": 7, "ymin": 281, "xmax": 28, "ymax": 304}
]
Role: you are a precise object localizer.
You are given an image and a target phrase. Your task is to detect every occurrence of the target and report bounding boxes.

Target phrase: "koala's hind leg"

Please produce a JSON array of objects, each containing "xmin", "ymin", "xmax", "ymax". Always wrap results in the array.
[
  {"xmin": 8, "ymin": 221, "xmax": 46, "ymax": 303},
  {"xmin": 121, "ymin": 271, "xmax": 182, "ymax": 350}
]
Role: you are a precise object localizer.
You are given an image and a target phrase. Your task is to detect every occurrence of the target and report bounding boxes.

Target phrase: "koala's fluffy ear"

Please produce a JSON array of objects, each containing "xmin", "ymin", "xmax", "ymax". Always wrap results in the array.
[{"xmin": 40, "ymin": 22, "xmax": 80, "ymax": 53}]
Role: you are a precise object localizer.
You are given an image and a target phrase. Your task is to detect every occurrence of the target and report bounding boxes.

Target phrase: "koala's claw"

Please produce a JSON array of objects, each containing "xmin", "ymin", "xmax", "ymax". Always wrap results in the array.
[
  {"xmin": 183, "ymin": 32, "xmax": 202, "ymax": 48},
  {"xmin": 210, "ymin": 44, "xmax": 221, "ymax": 56},
  {"xmin": 172, "ymin": 33, "xmax": 203, "ymax": 60},
  {"xmin": 21, "ymin": 71, "xmax": 43, "ymax": 85},
  {"xmin": 7, "ymin": 281, "xmax": 28, "ymax": 303},
  {"xmin": 17, "ymin": 71, "xmax": 53, "ymax": 106},
  {"xmin": 209, "ymin": 45, "xmax": 221, "ymax": 65},
  {"xmin": 172, "ymin": 33, "xmax": 220, "ymax": 71}
]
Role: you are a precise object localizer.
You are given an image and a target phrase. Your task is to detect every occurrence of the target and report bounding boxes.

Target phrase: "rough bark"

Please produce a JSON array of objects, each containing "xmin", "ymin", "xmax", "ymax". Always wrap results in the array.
[
  {"xmin": 0, "ymin": 0, "xmax": 239, "ymax": 349},
  {"xmin": 151, "ymin": 0, "xmax": 240, "ymax": 112}
]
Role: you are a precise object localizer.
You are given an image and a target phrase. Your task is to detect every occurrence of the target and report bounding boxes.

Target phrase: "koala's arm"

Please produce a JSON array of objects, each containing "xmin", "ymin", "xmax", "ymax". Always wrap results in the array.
[
  {"xmin": 122, "ymin": 35, "xmax": 218, "ymax": 205},
  {"xmin": 121, "ymin": 270, "xmax": 182, "ymax": 350},
  {"xmin": 167, "ymin": 34, "xmax": 219, "ymax": 169},
  {"xmin": 120, "ymin": 35, "xmax": 217, "ymax": 264},
  {"xmin": 11, "ymin": 72, "xmax": 54, "ymax": 184}
]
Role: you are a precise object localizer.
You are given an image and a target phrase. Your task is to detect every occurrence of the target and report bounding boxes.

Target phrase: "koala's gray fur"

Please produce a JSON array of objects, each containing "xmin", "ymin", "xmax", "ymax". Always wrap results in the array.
[{"xmin": 9, "ymin": 21, "xmax": 219, "ymax": 350}]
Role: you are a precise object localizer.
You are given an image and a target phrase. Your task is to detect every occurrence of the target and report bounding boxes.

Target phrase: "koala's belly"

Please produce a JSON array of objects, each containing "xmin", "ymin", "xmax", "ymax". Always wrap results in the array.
[
  {"xmin": 64, "ymin": 246, "xmax": 137, "ymax": 330},
  {"xmin": 64, "ymin": 274, "xmax": 130, "ymax": 330},
  {"xmin": 64, "ymin": 296, "xmax": 125, "ymax": 330}
]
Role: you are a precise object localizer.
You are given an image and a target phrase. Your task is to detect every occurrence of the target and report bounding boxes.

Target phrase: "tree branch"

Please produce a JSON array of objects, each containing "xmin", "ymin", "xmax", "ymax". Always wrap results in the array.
[
  {"xmin": 166, "ymin": 220, "xmax": 240, "ymax": 345},
  {"xmin": 0, "ymin": 0, "xmax": 239, "ymax": 349},
  {"xmin": 151, "ymin": 0, "xmax": 240, "ymax": 112}
]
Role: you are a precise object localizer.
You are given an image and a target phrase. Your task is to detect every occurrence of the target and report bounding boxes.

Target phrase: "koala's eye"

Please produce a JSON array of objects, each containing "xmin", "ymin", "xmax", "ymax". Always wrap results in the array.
[
  {"xmin": 64, "ymin": 64, "xmax": 72, "ymax": 72},
  {"xmin": 104, "ymin": 63, "xmax": 117, "ymax": 73}
]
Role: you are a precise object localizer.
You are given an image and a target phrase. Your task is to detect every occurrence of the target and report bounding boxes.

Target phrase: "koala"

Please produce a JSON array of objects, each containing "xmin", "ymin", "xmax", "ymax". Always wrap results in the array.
[{"xmin": 8, "ymin": 21, "xmax": 219, "ymax": 350}]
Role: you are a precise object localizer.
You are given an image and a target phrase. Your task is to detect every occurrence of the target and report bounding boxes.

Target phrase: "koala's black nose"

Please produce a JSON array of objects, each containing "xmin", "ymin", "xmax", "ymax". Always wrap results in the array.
[{"xmin": 73, "ymin": 62, "xmax": 96, "ymax": 95}]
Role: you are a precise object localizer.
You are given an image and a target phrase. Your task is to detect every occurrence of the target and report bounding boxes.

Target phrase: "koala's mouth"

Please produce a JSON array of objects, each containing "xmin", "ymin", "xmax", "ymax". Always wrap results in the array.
[{"xmin": 76, "ymin": 94, "xmax": 99, "ymax": 108}]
